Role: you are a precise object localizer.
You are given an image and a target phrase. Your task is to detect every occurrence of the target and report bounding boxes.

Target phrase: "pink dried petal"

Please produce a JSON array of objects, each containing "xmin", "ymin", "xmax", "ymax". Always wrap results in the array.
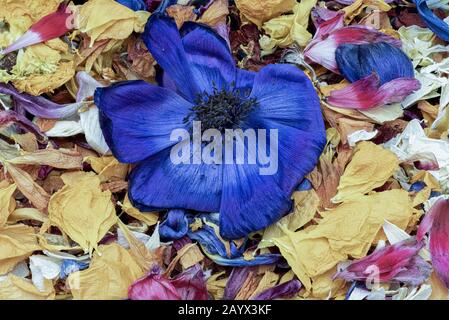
[
  {"xmin": 335, "ymin": 239, "xmax": 430, "ymax": 286},
  {"xmin": 1, "ymin": 4, "xmax": 74, "ymax": 55},
  {"xmin": 304, "ymin": 26, "xmax": 401, "ymax": 72},
  {"xmin": 170, "ymin": 265, "xmax": 208, "ymax": 300},
  {"xmin": 419, "ymin": 199, "xmax": 449, "ymax": 288},
  {"xmin": 128, "ymin": 267, "xmax": 181, "ymax": 300},
  {"xmin": 327, "ymin": 74, "xmax": 421, "ymax": 109}
]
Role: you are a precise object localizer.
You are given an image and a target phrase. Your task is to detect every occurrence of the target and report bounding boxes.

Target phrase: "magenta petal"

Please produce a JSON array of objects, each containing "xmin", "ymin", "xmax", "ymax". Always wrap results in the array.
[
  {"xmin": 1, "ymin": 3, "xmax": 73, "ymax": 55},
  {"xmin": 327, "ymin": 74, "xmax": 421, "ymax": 109},
  {"xmin": 335, "ymin": 239, "xmax": 430, "ymax": 286},
  {"xmin": 417, "ymin": 200, "xmax": 442, "ymax": 241},
  {"xmin": 304, "ymin": 26, "xmax": 401, "ymax": 73},
  {"xmin": 128, "ymin": 268, "xmax": 181, "ymax": 300},
  {"xmin": 423, "ymin": 199, "xmax": 449, "ymax": 288},
  {"xmin": 170, "ymin": 265, "xmax": 208, "ymax": 300}
]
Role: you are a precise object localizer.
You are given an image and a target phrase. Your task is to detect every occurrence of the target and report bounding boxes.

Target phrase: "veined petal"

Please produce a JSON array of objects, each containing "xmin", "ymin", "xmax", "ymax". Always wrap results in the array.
[
  {"xmin": 335, "ymin": 239, "xmax": 431, "ymax": 286},
  {"xmin": 142, "ymin": 14, "xmax": 201, "ymax": 101},
  {"xmin": 128, "ymin": 149, "xmax": 222, "ymax": 213},
  {"xmin": 236, "ymin": 69, "xmax": 256, "ymax": 92},
  {"xmin": 220, "ymin": 161, "xmax": 292, "ymax": 239},
  {"xmin": 94, "ymin": 80, "xmax": 192, "ymax": 163},
  {"xmin": 180, "ymin": 22, "xmax": 236, "ymax": 93},
  {"xmin": 414, "ymin": 0, "xmax": 449, "ymax": 42},
  {"xmin": 1, "ymin": 4, "xmax": 73, "ymax": 55},
  {"xmin": 327, "ymin": 74, "xmax": 421, "ymax": 109},
  {"xmin": 336, "ymin": 42, "xmax": 414, "ymax": 85},
  {"xmin": 304, "ymin": 26, "xmax": 401, "ymax": 73},
  {"xmin": 247, "ymin": 64, "xmax": 326, "ymax": 193},
  {"xmin": 418, "ymin": 198, "xmax": 449, "ymax": 288}
]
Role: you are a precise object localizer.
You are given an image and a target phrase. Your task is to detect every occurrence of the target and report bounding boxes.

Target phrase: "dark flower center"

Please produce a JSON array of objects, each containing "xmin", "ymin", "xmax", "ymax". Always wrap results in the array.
[{"xmin": 184, "ymin": 86, "xmax": 258, "ymax": 132}]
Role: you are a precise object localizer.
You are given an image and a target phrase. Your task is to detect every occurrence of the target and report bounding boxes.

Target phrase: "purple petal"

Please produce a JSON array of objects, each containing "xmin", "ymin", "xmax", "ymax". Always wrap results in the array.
[
  {"xmin": 0, "ymin": 83, "xmax": 82, "ymax": 119},
  {"xmin": 223, "ymin": 267, "xmax": 253, "ymax": 300},
  {"xmin": 251, "ymin": 279, "xmax": 302, "ymax": 300},
  {"xmin": 94, "ymin": 80, "xmax": 192, "ymax": 163}
]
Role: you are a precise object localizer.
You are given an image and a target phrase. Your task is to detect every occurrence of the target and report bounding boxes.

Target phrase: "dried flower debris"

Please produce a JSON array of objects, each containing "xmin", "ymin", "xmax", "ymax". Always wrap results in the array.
[{"xmin": 0, "ymin": 0, "xmax": 449, "ymax": 300}]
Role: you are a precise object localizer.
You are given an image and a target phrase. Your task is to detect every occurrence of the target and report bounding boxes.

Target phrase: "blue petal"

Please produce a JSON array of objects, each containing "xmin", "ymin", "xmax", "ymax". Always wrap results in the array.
[
  {"xmin": 94, "ymin": 80, "xmax": 192, "ymax": 163},
  {"xmin": 220, "ymin": 161, "xmax": 293, "ymax": 239},
  {"xmin": 247, "ymin": 64, "xmax": 326, "ymax": 193},
  {"xmin": 187, "ymin": 219, "xmax": 244, "ymax": 258},
  {"xmin": 128, "ymin": 148, "xmax": 222, "ymax": 213},
  {"xmin": 60, "ymin": 260, "xmax": 89, "ymax": 279},
  {"xmin": 336, "ymin": 42, "xmax": 414, "ymax": 85},
  {"xmin": 409, "ymin": 181, "xmax": 426, "ymax": 193},
  {"xmin": 235, "ymin": 69, "xmax": 256, "ymax": 94},
  {"xmin": 180, "ymin": 22, "xmax": 236, "ymax": 93},
  {"xmin": 296, "ymin": 178, "xmax": 312, "ymax": 191},
  {"xmin": 142, "ymin": 14, "xmax": 201, "ymax": 101},
  {"xmin": 159, "ymin": 209, "xmax": 189, "ymax": 241},
  {"xmin": 206, "ymin": 253, "xmax": 281, "ymax": 267},
  {"xmin": 218, "ymin": 64, "xmax": 325, "ymax": 239},
  {"xmin": 115, "ymin": 0, "xmax": 147, "ymax": 11},
  {"xmin": 414, "ymin": 0, "xmax": 449, "ymax": 42}
]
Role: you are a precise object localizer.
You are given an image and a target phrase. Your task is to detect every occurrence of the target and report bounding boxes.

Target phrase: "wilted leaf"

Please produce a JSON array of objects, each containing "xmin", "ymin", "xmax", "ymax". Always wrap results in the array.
[{"xmin": 8, "ymin": 148, "xmax": 83, "ymax": 169}]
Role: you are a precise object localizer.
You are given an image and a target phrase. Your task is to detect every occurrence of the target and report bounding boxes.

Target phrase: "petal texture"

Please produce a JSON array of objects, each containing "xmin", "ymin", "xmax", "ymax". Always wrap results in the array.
[
  {"xmin": 336, "ymin": 42, "xmax": 414, "ymax": 85},
  {"xmin": 94, "ymin": 80, "xmax": 192, "ymax": 163}
]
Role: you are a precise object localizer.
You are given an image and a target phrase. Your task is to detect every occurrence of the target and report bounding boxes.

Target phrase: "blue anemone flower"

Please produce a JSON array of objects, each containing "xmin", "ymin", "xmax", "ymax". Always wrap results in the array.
[{"xmin": 94, "ymin": 14, "xmax": 326, "ymax": 240}]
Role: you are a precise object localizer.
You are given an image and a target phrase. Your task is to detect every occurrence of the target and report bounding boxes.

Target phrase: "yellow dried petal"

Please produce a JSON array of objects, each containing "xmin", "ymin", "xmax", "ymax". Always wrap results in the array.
[
  {"xmin": 0, "ymin": 275, "xmax": 55, "ymax": 300},
  {"xmin": 0, "ymin": 224, "xmax": 40, "ymax": 274},
  {"xmin": 48, "ymin": 171, "xmax": 117, "ymax": 254},
  {"xmin": 121, "ymin": 193, "xmax": 158, "ymax": 227},
  {"xmin": 68, "ymin": 243, "xmax": 144, "ymax": 300},
  {"xmin": 76, "ymin": 0, "xmax": 150, "ymax": 45},
  {"xmin": 0, "ymin": 183, "xmax": 16, "ymax": 227},
  {"xmin": 274, "ymin": 190, "xmax": 413, "ymax": 291},
  {"xmin": 260, "ymin": 189, "xmax": 319, "ymax": 248},
  {"xmin": 332, "ymin": 141, "xmax": 399, "ymax": 203},
  {"xmin": 235, "ymin": 0, "xmax": 296, "ymax": 27},
  {"xmin": 84, "ymin": 156, "xmax": 128, "ymax": 182}
]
